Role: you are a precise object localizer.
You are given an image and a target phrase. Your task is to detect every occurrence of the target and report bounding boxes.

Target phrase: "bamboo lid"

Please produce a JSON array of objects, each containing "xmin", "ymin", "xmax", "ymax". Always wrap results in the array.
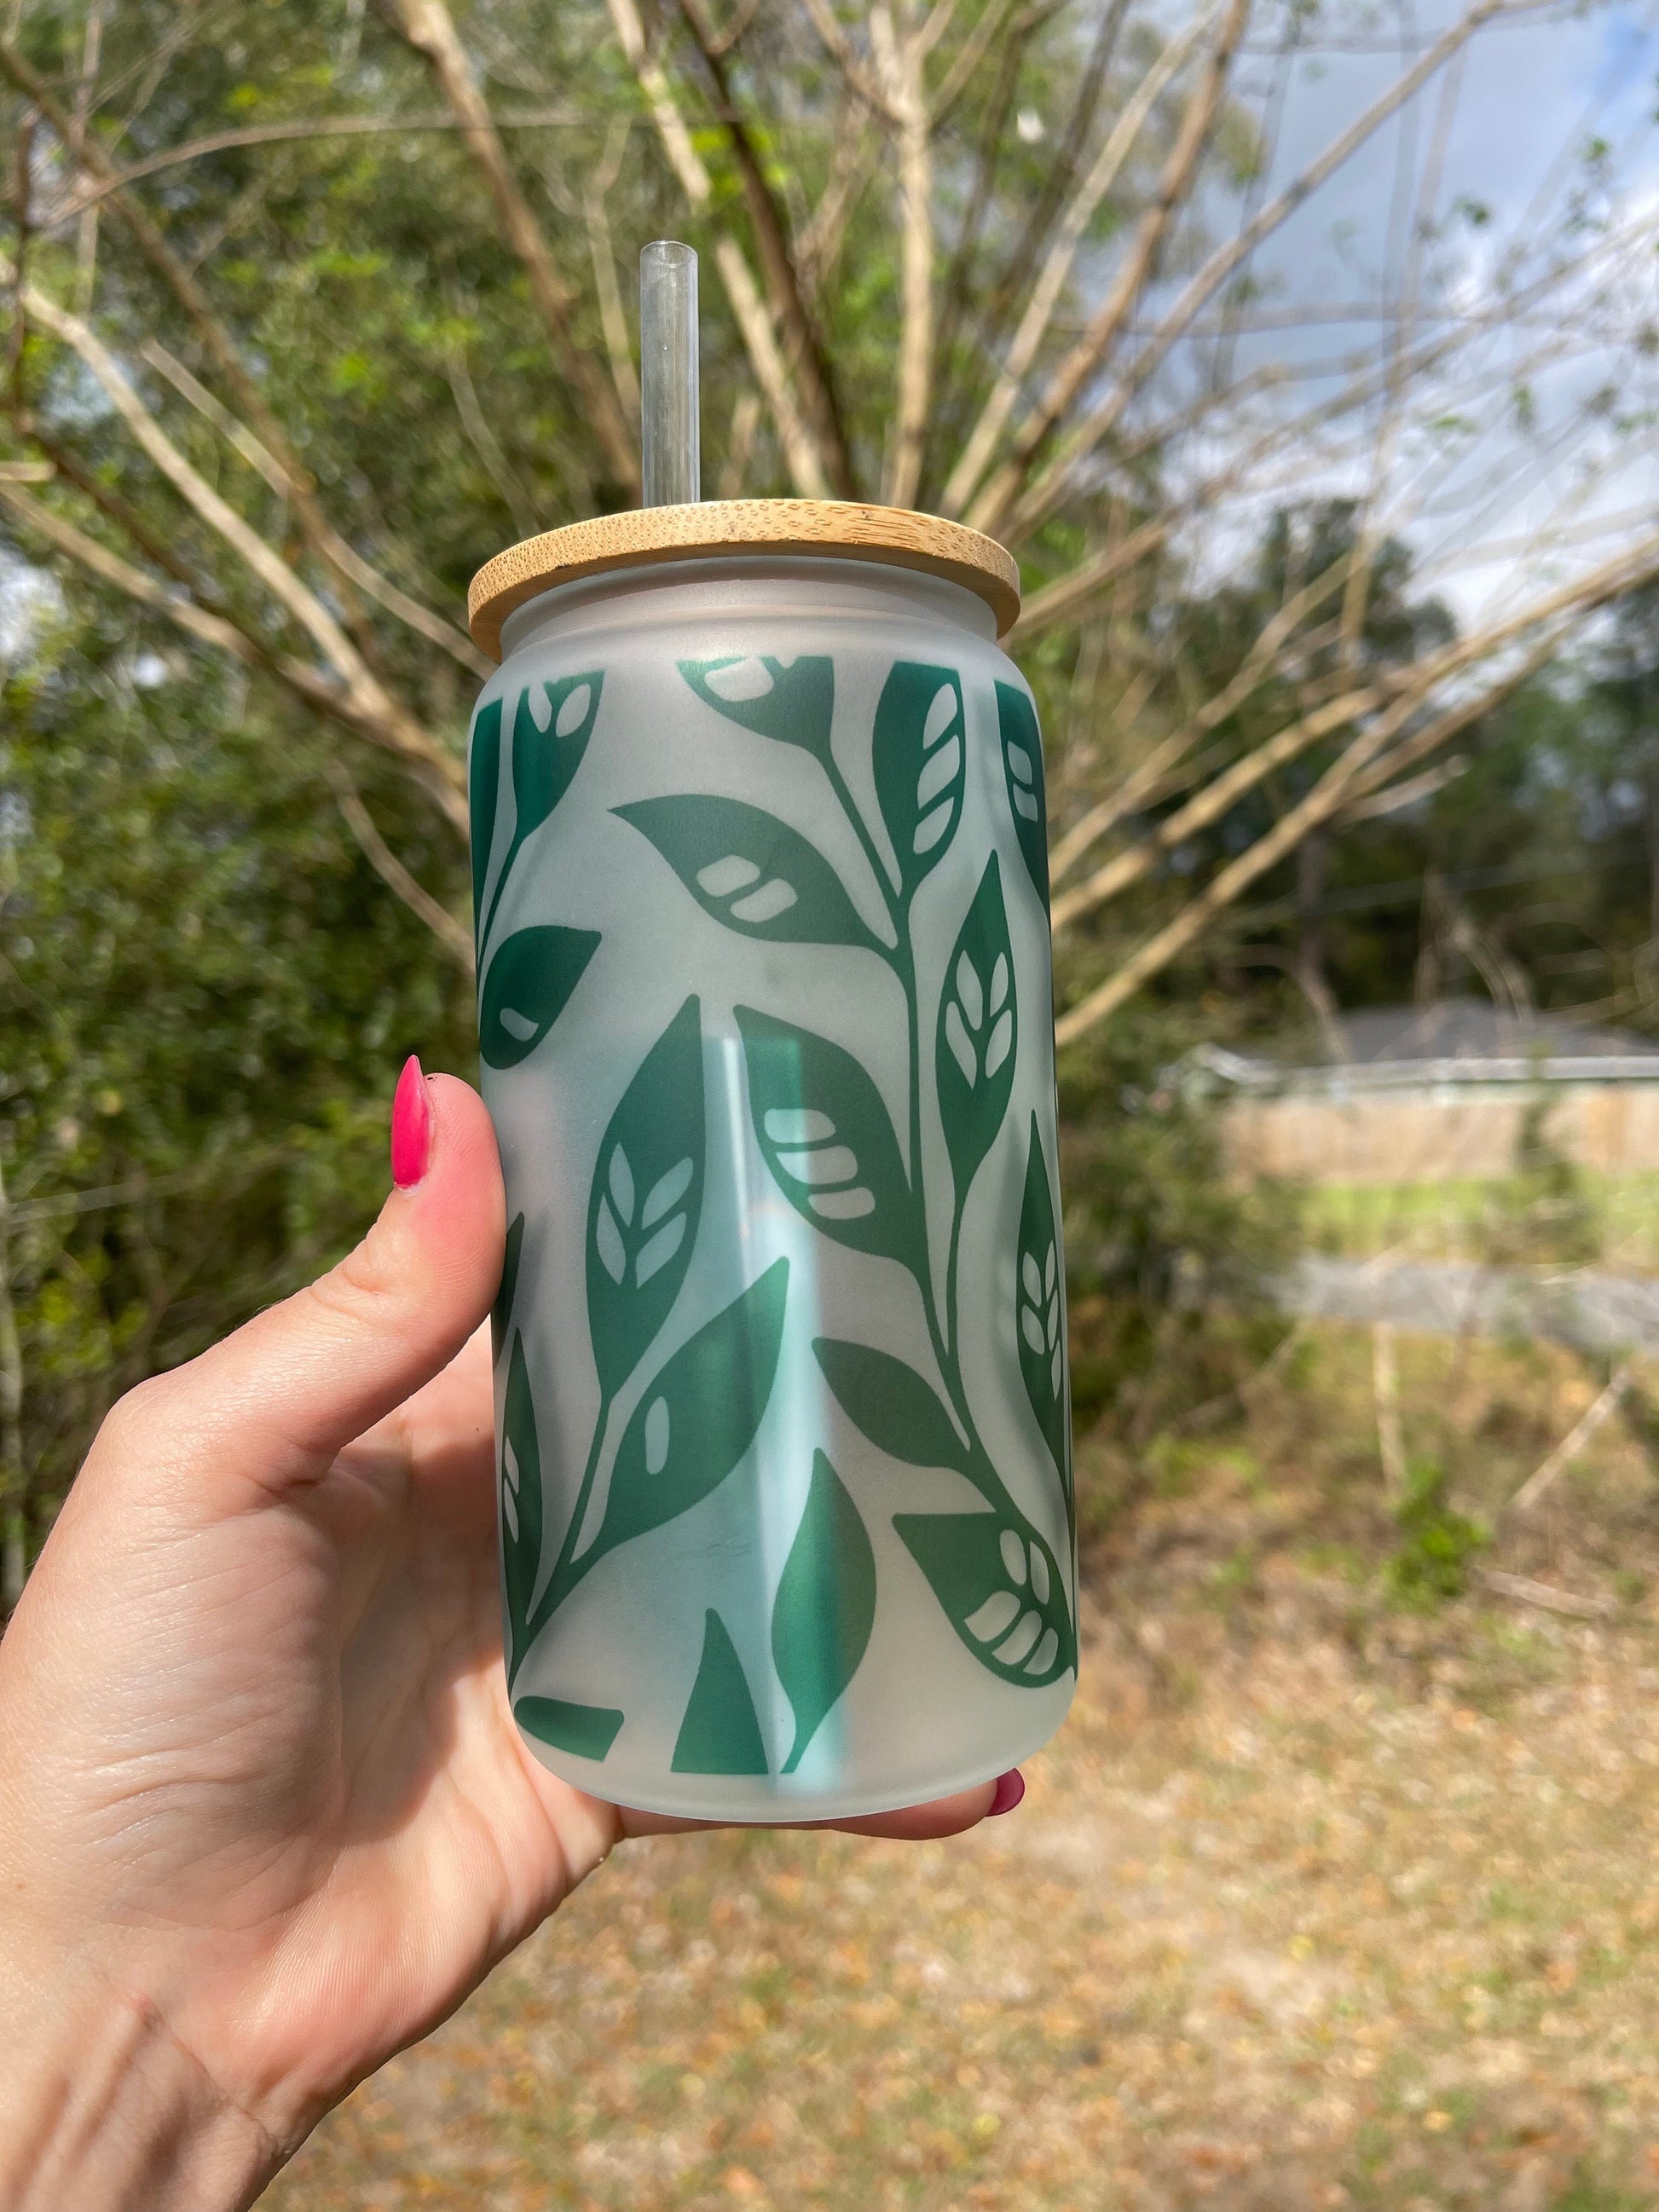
[{"xmin": 467, "ymin": 498, "xmax": 1021, "ymax": 660}]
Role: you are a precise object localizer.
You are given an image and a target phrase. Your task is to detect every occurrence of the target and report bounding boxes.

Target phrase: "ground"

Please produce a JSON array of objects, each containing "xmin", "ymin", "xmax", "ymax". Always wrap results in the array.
[{"xmin": 263, "ymin": 1325, "xmax": 1659, "ymax": 2211}]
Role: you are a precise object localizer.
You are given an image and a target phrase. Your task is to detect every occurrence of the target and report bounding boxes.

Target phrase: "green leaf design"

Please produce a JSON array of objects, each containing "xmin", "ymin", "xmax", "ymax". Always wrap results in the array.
[
  {"xmin": 672, "ymin": 1609, "xmax": 769, "ymax": 1774},
  {"xmin": 492, "ymin": 1210, "xmax": 525, "ymax": 1366},
  {"xmin": 586, "ymin": 996, "xmax": 705, "ymax": 1397},
  {"xmin": 812, "ymin": 1337, "xmax": 967, "ymax": 1471},
  {"xmin": 480, "ymin": 671, "xmax": 604, "ymax": 946},
  {"xmin": 997, "ymin": 680, "xmax": 1049, "ymax": 911},
  {"xmin": 468, "ymin": 695, "xmax": 505, "ymax": 935},
  {"xmin": 1016, "ymin": 1117, "xmax": 1070, "ymax": 1508},
  {"xmin": 679, "ymin": 654, "xmax": 835, "ymax": 761},
  {"xmin": 872, "ymin": 661, "xmax": 965, "ymax": 900},
  {"xmin": 588, "ymin": 1258, "xmax": 789, "ymax": 1563},
  {"xmin": 614, "ymin": 795, "xmax": 886, "ymax": 954},
  {"xmin": 514, "ymin": 1695, "xmax": 624, "ymax": 1762},
  {"xmin": 478, "ymin": 924, "xmax": 600, "ymax": 1069},
  {"xmin": 935, "ymin": 853, "xmax": 1017, "ymax": 1198},
  {"xmin": 894, "ymin": 1510, "xmax": 1074, "ymax": 1687},
  {"xmin": 737, "ymin": 1006, "xmax": 919, "ymax": 1268},
  {"xmin": 500, "ymin": 1331, "xmax": 545, "ymax": 1687},
  {"xmin": 772, "ymin": 1451, "xmax": 877, "ymax": 1773}
]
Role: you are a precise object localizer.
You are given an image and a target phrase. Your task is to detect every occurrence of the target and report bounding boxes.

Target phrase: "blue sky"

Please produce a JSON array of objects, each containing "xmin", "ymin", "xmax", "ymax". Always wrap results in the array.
[{"xmin": 1121, "ymin": 0, "xmax": 1659, "ymax": 627}]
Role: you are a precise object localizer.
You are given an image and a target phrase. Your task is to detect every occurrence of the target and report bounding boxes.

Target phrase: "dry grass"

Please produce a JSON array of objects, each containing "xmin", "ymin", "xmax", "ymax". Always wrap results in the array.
[{"xmin": 263, "ymin": 1325, "xmax": 1659, "ymax": 2212}]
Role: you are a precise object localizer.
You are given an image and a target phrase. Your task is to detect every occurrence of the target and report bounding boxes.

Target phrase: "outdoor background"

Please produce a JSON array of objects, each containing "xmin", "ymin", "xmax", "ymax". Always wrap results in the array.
[{"xmin": 8, "ymin": 0, "xmax": 1659, "ymax": 2201}]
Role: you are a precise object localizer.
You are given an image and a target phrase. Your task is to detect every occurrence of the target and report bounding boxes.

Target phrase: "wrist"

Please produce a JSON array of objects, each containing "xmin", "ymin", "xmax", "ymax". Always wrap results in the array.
[{"xmin": 0, "ymin": 1934, "xmax": 280, "ymax": 2212}]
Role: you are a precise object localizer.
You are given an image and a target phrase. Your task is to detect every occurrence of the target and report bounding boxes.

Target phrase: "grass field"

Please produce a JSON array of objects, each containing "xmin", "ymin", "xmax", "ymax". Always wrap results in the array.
[
  {"xmin": 263, "ymin": 1325, "xmax": 1659, "ymax": 2211},
  {"xmin": 1302, "ymin": 1170, "xmax": 1659, "ymax": 1276}
]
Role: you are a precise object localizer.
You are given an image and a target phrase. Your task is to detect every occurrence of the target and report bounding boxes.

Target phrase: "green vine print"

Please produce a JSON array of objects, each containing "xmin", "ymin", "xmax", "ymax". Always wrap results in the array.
[
  {"xmin": 614, "ymin": 652, "xmax": 1075, "ymax": 1716},
  {"xmin": 469, "ymin": 672, "xmax": 605, "ymax": 1074},
  {"xmin": 498, "ymin": 988, "xmax": 790, "ymax": 1737},
  {"xmin": 471, "ymin": 672, "xmax": 792, "ymax": 1761}
]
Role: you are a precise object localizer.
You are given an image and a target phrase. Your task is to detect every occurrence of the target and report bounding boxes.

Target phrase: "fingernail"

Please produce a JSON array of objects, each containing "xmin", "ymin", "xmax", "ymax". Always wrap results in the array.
[
  {"xmin": 390, "ymin": 1054, "xmax": 433, "ymax": 1188},
  {"xmin": 988, "ymin": 1769, "xmax": 1026, "ymax": 1817}
]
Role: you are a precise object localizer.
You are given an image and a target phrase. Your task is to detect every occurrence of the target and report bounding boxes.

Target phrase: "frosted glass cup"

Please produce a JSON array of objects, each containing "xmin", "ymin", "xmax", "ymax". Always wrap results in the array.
[{"xmin": 465, "ymin": 505, "xmax": 1076, "ymax": 1820}]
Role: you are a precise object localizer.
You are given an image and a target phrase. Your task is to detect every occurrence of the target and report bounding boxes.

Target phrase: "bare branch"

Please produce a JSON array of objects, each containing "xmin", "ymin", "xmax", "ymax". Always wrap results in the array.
[
  {"xmin": 795, "ymin": 111, "xmax": 881, "ymax": 301},
  {"xmin": 12, "ymin": 413, "xmax": 218, "ymax": 599},
  {"xmin": 713, "ymin": 236, "xmax": 832, "ymax": 497},
  {"xmin": 872, "ymin": 5, "xmax": 934, "ymax": 507},
  {"xmin": 931, "ymin": 0, "xmax": 1018, "ymax": 119},
  {"xmin": 375, "ymin": 0, "xmax": 641, "ymax": 500},
  {"xmin": 1509, "ymin": 1366, "xmax": 1631, "ymax": 1515},
  {"xmin": 716, "ymin": 388, "xmax": 763, "ymax": 499},
  {"xmin": 1052, "ymin": 527, "xmax": 1659, "ymax": 942},
  {"xmin": 0, "ymin": 481, "xmax": 465, "ymax": 841},
  {"xmin": 137, "ymin": 338, "xmax": 291, "ymax": 496},
  {"xmin": 583, "ymin": 118, "xmax": 642, "ymax": 431},
  {"xmin": 70, "ymin": 0, "xmax": 105, "ymax": 313},
  {"xmin": 1009, "ymin": 510, "xmax": 1171, "ymax": 638},
  {"xmin": 1373, "ymin": 1323, "xmax": 1407, "ymax": 1502},
  {"xmin": 604, "ymin": 0, "xmax": 831, "ymax": 498},
  {"xmin": 1338, "ymin": 45, "xmax": 1465, "ymax": 669},
  {"xmin": 1003, "ymin": 0, "xmax": 1520, "ymax": 540},
  {"xmin": 323, "ymin": 757, "xmax": 474, "ymax": 972},
  {"xmin": 931, "ymin": 12, "xmax": 1025, "ymax": 375},
  {"xmin": 673, "ymin": 0, "xmax": 858, "ymax": 494},
  {"xmin": 1048, "ymin": 546, "xmax": 1354, "ymax": 884},
  {"xmin": 442, "ymin": 330, "xmax": 541, "ymax": 542},
  {"xmin": 139, "ymin": 338, "xmax": 488, "ymax": 672},
  {"xmin": 965, "ymin": 0, "xmax": 1251, "ymax": 537},
  {"xmin": 1052, "ymin": 534, "xmax": 1659, "ymax": 1045},
  {"xmin": 799, "ymin": 0, "xmax": 890, "ymax": 112},
  {"xmin": 943, "ymin": 3, "xmax": 1217, "ymax": 518},
  {"xmin": 45, "ymin": 107, "xmax": 621, "ymax": 226},
  {"xmin": 6, "ymin": 261, "xmax": 465, "ymax": 823},
  {"xmin": 0, "ymin": 35, "xmax": 487, "ymax": 671}
]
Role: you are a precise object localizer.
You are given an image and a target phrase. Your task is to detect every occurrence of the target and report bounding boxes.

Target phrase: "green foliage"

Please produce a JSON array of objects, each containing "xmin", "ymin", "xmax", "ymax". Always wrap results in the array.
[
  {"xmin": 0, "ymin": 607, "xmax": 472, "ymax": 1540},
  {"xmin": 1384, "ymin": 1460, "xmax": 1488, "ymax": 1606},
  {"xmin": 1057, "ymin": 1002, "xmax": 1302, "ymax": 1436}
]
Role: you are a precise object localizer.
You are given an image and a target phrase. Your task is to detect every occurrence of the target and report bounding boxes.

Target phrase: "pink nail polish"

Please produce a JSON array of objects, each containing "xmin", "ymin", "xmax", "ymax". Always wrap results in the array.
[
  {"xmin": 988, "ymin": 1769, "xmax": 1026, "ymax": 1817},
  {"xmin": 390, "ymin": 1054, "xmax": 432, "ymax": 1188}
]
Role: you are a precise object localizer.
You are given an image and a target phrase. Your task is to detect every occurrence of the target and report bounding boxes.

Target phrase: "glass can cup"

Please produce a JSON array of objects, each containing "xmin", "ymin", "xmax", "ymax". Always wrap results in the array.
[{"xmin": 466, "ymin": 510, "xmax": 1076, "ymax": 1821}]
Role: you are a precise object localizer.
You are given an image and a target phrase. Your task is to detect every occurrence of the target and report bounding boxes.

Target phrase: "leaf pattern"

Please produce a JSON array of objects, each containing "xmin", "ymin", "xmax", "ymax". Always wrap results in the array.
[
  {"xmin": 478, "ymin": 924, "xmax": 600, "ymax": 1069},
  {"xmin": 492, "ymin": 1211, "xmax": 525, "ymax": 1366},
  {"xmin": 468, "ymin": 694, "xmax": 505, "ymax": 935},
  {"xmin": 514, "ymin": 1695, "xmax": 624, "ymax": 1762},
  {"xmin": 1017, "ymin": 1116, "xmax": 1071, "ymax": 1510},
  {"xmin": 673, "ymin": 1609, "xmax": 769, "ymax": 1774},
  {"xmin": 587, "ymin": 1258, "xmax": 789, "ymax": 1564},
  {"xmin": 587, "ymin": 996, "xmax": 705, "ymax": 1397},
  {"xmin": 872, "ymin": 661, "xmax": 966, "ymax": 901},
  {"xmin": 500, "ymin": 1331, "xmax": 545, "ymax": 1687},
  {"xmin": 679, "ymin": 654, "xmax": 835, "ymax": 761},
  {"xmin": 737, "ymin": 1006, "xmax": 919, "ymax": 1268},
  {"xmin": 996, "ymin": 680, "xmax": 1049, "ymax": 911},
  {"xmin": 893, "ymin": 1510, "xmax": 1074, "ymax": 1687},
  {"xmin": 812, "ymin": 1337, "xmax": 967, "ymax": 1472},
  {"xmin": 935, "ymin": 853, "xmax": 1017, "ymax": 1198},
  {"xmin": 615, "ymin": 796, "xmax": 885, "ymax": 953},
  {"xmin": 479, "ymin": 671, "xmax": 604, "ymax": 947},
  {"xmin": 772, "ymin": 1452, "xmax": 877, "ymax": 1773}
]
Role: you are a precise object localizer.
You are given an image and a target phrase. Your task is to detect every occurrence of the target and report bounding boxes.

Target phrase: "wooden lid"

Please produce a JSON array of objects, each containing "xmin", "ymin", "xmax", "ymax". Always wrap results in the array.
[{"xmin": 467, "ymin": 498, "xmax": 1021, "ymax": 660}]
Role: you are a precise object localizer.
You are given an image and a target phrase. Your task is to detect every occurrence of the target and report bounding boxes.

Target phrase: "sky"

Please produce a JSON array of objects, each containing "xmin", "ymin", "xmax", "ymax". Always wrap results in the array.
[{"xmin": 1124, "ymin": 0, "xmax": 1659, "ymax": 631}]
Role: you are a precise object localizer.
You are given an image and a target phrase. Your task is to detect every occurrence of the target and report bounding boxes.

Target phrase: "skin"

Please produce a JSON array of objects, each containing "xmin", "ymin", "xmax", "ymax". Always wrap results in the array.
[{"xmin": 0, "ymin": 1075, "xmax": 997, "ymax": 2211}]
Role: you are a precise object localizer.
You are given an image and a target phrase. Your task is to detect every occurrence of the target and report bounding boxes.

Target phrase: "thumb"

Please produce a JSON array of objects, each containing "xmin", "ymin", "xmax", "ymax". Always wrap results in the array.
[{"xmin": 114, "ymin": 1064, "xmax": 506, "ymax": 1506}]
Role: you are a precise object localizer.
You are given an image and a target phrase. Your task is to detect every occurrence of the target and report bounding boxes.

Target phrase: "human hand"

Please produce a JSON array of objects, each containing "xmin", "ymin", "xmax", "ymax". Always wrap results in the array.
[{"xmin": 0, "ymin": 1067, "xmax": 1009, "ymax": 2212}]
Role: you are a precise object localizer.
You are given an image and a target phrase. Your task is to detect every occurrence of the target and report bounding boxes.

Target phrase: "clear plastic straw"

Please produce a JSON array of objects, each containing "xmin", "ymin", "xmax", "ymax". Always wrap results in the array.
[{"xmin": 639, "ymin": 240, "xmax": 700, "ymax": 506}]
